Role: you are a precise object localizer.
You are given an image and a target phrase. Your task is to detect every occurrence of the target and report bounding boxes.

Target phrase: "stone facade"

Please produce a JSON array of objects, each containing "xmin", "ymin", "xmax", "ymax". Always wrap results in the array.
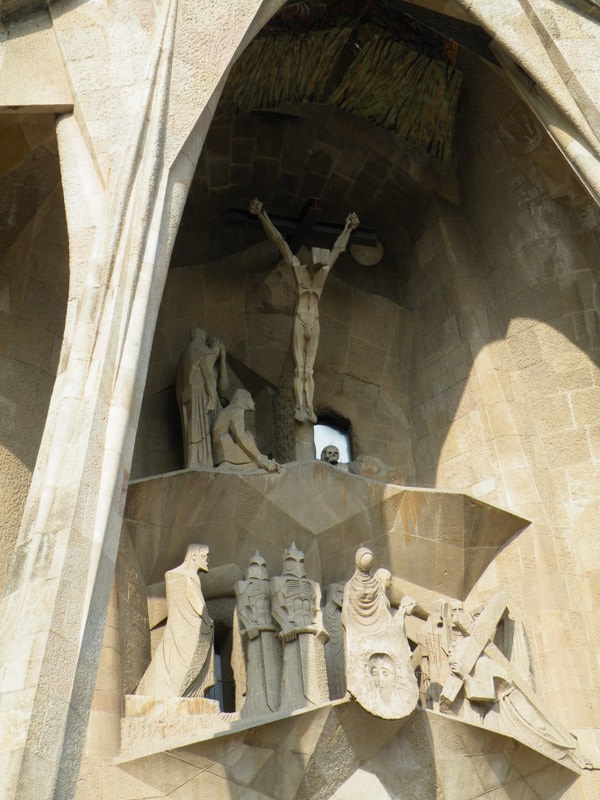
[{"xmin": 1, "ymin": 1, "xmax": 600, "ymax": 799}]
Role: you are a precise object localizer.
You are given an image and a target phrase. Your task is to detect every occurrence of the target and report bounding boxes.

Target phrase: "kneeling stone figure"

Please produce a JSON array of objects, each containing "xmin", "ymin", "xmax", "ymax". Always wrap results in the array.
[{"xmin": 212, "ymin": 389, "xmax": 279, "ymax": 473}]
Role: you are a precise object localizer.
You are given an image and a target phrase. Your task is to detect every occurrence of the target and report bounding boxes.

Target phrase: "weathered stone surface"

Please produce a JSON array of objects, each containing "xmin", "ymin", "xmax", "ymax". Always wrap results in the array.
[
  {"xmin": 123, "ymin": 462, "xmax": 528, "ymax": 599},
  {"xmin": 234, "ymin": 552, "xmax": 282, "ymax": 717},
  {"xmin": 4, "ymin": 1, "xmax": 600, "ymax": 798},
  {"xmin": 212, "ymin": 389, "xmax": 279, "ymax": 472},
  {"xmin": 111, "ymin": 700, "xmax": 577, "ymax": 799},
  {"xmin": 271, "ymin": 543, "xmax": 329, "ymax": 711},
  {"xmin": 0, "ymin": 1, "xmax": 282, "ymax": 795},
  {"xmin": 177, "ymin": 328, "xmax": 228, "ymax": 469},
  {"xmin": 342, "ymin": 547, "xmax": 418, "ymax": 720},
  {"xmin": 435, "ymin": 595, "xmax": 592, "ymax": 773},
  {"xmin": 135, "ymin": 254, "xmax": 416, "ymax": 474},
  {"xmin": 323, "ymin": 583, "xmax": 345, "ymax": 701},
  {"xmin": 251, "ymin": 199, "xmax": 359, "ymax": 423},
  {"xmin": 135, "ymin": 545, "xmax": 215, "ymax": 699}
]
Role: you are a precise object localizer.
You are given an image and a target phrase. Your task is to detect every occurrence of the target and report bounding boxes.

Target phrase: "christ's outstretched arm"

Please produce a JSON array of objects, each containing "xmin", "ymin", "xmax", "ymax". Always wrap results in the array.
[
  {"xmin": 328, "ymin": 212, "xmax": 359, "ymax": 269},
  {"xmin": 250, "ymin": 198, "xmax": 294, "ymax": 266}
]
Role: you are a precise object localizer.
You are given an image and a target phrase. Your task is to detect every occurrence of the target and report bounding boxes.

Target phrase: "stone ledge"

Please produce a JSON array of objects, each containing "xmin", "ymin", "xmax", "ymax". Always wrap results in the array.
[{"xmin": 124, "ymin": 461, "xmax": 530, "ymax": 599}]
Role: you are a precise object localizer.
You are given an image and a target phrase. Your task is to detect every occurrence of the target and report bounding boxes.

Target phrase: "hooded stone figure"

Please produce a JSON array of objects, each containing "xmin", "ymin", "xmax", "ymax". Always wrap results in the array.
[
  {"xmin": 342, "ymin": 546, "xmax": 418, "ymax": 719},
  {"xmin": 323, "ymin": 582, "xmax": 346, "ymax": 700},
  {"xmin": 212, "ymin": 388, "xmax": 279, "ymax": 472},
  {"xmin": 176, "ymin": 328, "xmax": 228, "ymax": 469}
]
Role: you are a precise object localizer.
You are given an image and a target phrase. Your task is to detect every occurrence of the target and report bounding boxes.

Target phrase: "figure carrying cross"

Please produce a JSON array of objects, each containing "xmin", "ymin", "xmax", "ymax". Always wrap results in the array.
[{"xmin": 250, "ymin": 198, "xmax": 359, "ymax": 424}]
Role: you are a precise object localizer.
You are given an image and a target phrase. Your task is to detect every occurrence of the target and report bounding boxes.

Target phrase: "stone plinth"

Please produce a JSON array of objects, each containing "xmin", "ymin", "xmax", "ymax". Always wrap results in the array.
[
  {"xmin": 120, "ymin": 695, "xmax": 234, "ymax": 763},
  {"xmin": 124, "ymin": 695, "xmax": 220, "ymax": 718},
  {"xmin": 114, "ymin": 700, "xmax": 577, "ymax": 800}
]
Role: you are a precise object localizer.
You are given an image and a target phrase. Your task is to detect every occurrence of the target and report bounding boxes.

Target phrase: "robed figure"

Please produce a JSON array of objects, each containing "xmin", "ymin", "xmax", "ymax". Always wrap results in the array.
[
  {"xmin": 176, "ymin": 328, "xmax": 228, "ymax": 469},
  {"xmin": 441, "ymin": 595, "xmax": 592, "ymax": 772},
  {"xmin": 323, "ymin": 582, "xmax": 346, "ymax": 700},
  {"xmin": 136, "ymin": 544, "xmax": 215, "ymax": 698},
  {"xmin": 342, "ymin": 547, "xmax": 418, "ymax": 719},
  {"xmin": 212, "ymin": 389, "xmax": 279, "ymax": 472}
]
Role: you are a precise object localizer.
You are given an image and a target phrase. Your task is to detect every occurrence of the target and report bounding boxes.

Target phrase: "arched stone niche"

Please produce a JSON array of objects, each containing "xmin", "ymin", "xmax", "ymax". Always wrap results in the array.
[
  {"xmin": 132, "ymin": 101, "xmax": 435, "ymax": 478},
  {"xmin": 78, "ymin": 3, "xmax": 600, "ymax": 799}
]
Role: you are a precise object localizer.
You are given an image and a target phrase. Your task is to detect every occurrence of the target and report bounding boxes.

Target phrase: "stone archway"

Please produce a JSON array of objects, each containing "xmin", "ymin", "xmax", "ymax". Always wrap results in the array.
[
  {"xmin": 2, "ymin": 1, "xmax": 600, "ymax": 798},
  {"xmin": 0, "ymin": 3, "xmax": 287, "ymax": 798}
]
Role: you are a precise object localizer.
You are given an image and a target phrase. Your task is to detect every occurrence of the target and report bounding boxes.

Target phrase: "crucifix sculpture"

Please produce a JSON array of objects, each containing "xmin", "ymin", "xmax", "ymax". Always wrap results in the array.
[{"xmin": 249, "ymin": 198, "xmax": 359, "ymax": 424}]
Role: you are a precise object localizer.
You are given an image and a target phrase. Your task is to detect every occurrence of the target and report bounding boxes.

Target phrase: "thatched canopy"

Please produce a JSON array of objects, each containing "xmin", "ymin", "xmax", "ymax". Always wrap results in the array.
[{"xmin": 217, "ymin": 0, "xmax": 463, "ymax": 161}]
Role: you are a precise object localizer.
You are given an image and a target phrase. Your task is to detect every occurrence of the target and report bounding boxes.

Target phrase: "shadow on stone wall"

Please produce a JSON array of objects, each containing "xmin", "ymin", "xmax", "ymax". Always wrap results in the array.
[{"xmin": 0, "ymin": 124, "xmax": 68, "ymax": 595}]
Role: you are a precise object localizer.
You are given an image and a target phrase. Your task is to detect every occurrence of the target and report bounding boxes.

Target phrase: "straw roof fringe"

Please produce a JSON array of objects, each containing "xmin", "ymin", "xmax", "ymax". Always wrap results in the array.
[{"xmin": 217, "ymin": 28, "xmax": 462, "ymax": 162}]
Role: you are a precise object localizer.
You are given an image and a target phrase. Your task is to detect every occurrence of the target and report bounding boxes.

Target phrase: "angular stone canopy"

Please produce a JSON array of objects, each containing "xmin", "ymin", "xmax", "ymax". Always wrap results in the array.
[{"xmin": 124, "ymin": 462, "xmax": 528, "ymax": 600}]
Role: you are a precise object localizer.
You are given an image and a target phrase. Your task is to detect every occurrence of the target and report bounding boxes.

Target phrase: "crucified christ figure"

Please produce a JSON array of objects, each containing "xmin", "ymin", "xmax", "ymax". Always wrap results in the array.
[{"xmin": 250, "ymin": 199, "xmax": 359, "ymax": 423}]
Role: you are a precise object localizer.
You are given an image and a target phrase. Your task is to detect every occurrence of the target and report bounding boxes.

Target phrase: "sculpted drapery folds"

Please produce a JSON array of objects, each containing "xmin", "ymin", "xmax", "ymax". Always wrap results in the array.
[
  {"xmin": 323, "ymin": 582, "xmax": 346, "ymax": 700},
  {"xmin": 414, "ymin": 599, "xmax": 454, "ymax": 709},
  {"xmin": 250, "ymin": 199, "xmax": 359, "ymax": 424},
  {"xmin": 212, "ymin": 388, "xmax": 279, "ymax": 472},
  {"xmin": 342, "ymin": 546, "xmax": 418, "ymax": 719},
  {"xmin": 438, "ymin": 595, "xmax": 592, "ymax": 772},
  {"xmin": 176, "ymin": 329, "xmax": 229, "ymax": 469},
  {"xmin": 135, "ymin": 545, "xmax": 215, "ymax": 699}
]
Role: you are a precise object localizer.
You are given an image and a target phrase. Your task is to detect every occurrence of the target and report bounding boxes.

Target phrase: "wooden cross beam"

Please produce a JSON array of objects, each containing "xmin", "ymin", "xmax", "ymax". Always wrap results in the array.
[{"xmin": 224, "ymin": 197, "xmax": 377, "ymax": 251}]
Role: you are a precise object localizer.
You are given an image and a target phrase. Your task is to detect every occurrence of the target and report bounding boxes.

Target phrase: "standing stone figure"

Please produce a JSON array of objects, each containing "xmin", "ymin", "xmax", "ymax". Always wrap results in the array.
[
  {"xmin": 342, "ymin": 546, "xmax": 418, "ymax": 719},
  {"xmin": 270, "ymin": 542, "xmax": 329, "ymax": 710},
  {"xmin": 234, "ymin": 552, "xmax": 282, "ymax": 717},
  {"xmin": 323, "ymin": 582, "xmax": 346, "ymax": 700},
  {"xmin": 135, "ymin": 544, "xmax": 215, "ymax": 698},
  {"xmin": 176, "ymin": 328, "xmax": 228, "ymax": 469},
  {"xmin": 413, "ymin": 599, "xmax": 453, "ymax": 709},
  {"xmin": 250, "ymin": 199, "xmax": 359, "ymax": 423},
  {"xmin": 212, "ymin": 388, "xmax": 279, "ymax": 472}
]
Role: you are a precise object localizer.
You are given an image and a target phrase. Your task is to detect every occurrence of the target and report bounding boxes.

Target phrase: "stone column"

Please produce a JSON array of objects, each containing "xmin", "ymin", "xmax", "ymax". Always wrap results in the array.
[
  {"xmin": 295, "ymin": 421, "xmax": 317, "ymax": 461},
  {"xmin": 84, "ymin": 584, "xmax": 123, "ymax": 759},
  {"xmin": 452, "ymin": 0, "xmax": 600, "ymax": 205}
]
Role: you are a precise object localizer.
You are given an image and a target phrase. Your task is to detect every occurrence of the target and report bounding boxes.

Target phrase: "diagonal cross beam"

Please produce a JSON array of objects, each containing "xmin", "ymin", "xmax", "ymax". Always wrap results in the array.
[
  {"xmin": 440, "ymin": 591, "xmax": 509, "ymax": 706},
  {"xmin": 225, "ymin": 196, "xmax": 377, "ymax": 250}
]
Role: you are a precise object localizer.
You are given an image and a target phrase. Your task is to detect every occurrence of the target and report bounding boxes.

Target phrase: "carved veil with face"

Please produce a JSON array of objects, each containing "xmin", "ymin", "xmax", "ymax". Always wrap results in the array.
[{"xmin": 342, "ymin": 547, "xmax": 418, "ymax": 720}]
